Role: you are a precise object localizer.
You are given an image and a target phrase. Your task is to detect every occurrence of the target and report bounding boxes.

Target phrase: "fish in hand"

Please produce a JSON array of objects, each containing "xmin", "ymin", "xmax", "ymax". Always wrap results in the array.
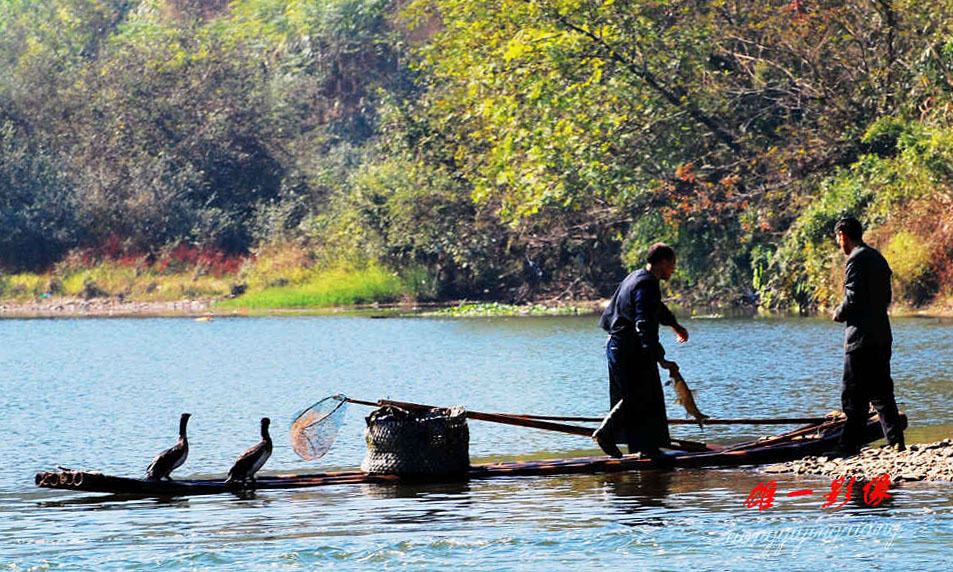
[{"xmin": 668, "ymin": 370, "xmax": 710, "ymax": 428}]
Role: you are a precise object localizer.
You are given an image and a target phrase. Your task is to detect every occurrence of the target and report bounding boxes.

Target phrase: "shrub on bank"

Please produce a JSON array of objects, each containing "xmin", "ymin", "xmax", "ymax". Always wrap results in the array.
[
  {"xmin": 0, "ymin": 250, "xmax": 239, "ymax": 302},
  {"xmin": 761, "ymin": 120, "xmax": 953, "ymax": 311},
  {"xmin": 0, "ymin": 273, "xmax": 51, "ymax": 299},
  {"xmin": 1, "ymin": 241, "xmax": 424, "ymax": 309},
  {"xmin": 237, "ymin": 243, "xmax": 317, "ymax": 291},
  {"xmin": 881, "ymin": 231, "xmax": 937, "ymax": 305}
]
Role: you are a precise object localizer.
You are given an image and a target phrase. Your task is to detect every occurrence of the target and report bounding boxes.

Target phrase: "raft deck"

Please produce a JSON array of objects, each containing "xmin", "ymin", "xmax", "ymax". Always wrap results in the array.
[{"xmin": 35, "ymin": 413, "xmax": 900, "ymax": 497}]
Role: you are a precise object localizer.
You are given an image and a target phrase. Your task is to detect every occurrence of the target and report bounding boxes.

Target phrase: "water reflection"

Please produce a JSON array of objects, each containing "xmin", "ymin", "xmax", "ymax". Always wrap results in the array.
[
  {"xmin": 603, "ymin": 470, "xmax": 674, "ymax": 507},
  {"xmin": 37, "ymin": 494, "xmax": 192, "ymax": 509},
  {"xmin": 359, "ymin": 481, "xmax": 477, "ymax": 527},
  {"xmin": 842, "ymin": 478, "xmax": 899, "ymax": 513},
  {"xmin": 359, "ymin": 479, "xmax": 472, "ymax": 500},
  {"xmin": 599, "ymin": 470, "xmax": 675, "ymax": 529}
]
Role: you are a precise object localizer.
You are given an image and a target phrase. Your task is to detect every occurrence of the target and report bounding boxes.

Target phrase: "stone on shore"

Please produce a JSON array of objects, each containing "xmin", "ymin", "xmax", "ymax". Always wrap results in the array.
[{"xmin": 761, "ymin": 439, "xmax": 953, "ymax": 482}]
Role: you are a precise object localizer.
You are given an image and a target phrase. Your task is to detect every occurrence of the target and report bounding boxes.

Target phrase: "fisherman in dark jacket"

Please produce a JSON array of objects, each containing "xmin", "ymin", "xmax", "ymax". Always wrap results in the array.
[
  {"xmin": 593, "ymin": 243, "xmax": 689, "ymax": 459},
  {"xmin": 832, "ymin": 217, "xmax": 905, "ymax": 455}
]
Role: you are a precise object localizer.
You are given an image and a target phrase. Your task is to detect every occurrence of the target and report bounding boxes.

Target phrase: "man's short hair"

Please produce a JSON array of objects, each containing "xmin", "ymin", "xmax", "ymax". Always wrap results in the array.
[
  {"xmin": 834, "ymin": 217, "xmax": 864, "ymax": 241},
  {"xmin": 646, "ymin": 242, "xmax": 676, "ymax": 265}
]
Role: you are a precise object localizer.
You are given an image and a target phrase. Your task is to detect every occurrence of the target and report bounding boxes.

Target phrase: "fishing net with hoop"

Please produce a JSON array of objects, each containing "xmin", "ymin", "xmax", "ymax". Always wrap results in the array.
[{"xmin": 289, "ymin": 394, "xmax": 349, "ymax": 460}]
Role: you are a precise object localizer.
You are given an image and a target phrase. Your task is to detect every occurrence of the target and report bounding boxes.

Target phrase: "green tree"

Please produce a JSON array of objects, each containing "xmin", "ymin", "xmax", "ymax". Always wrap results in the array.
[{"xmin": 398, "ymin": 0, "xmax": 953, "ymax": 300}]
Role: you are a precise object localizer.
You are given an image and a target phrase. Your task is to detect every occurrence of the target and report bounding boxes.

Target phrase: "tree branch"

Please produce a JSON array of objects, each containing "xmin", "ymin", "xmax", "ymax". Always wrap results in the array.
[{"xmin": 525, "ymin": 0, "xmax": 744, "ymax": 154}]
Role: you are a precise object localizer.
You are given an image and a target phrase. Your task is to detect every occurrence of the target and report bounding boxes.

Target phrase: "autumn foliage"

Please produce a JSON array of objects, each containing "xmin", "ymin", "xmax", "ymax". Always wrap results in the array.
[{"xmin": 2, "ymin": 1, "xmax": 953, "ymax": 310}]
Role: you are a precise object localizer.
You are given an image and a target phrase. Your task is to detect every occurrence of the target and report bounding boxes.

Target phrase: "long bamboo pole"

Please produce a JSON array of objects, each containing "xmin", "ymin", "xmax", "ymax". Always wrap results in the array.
[
  {"xmin": 505, "ymin": 414, "xmax": 832, "ymax": 426},
  {"xmin": 346, "ymin": 398, "xmax": 817, "ymax": 454},
  {"xmin": 348, "ymin": 397, "xmax": 829, "ymax": 427},
  {"xmin": 375, "ymin": 398, "xmax": 595, "ymax": 436}
]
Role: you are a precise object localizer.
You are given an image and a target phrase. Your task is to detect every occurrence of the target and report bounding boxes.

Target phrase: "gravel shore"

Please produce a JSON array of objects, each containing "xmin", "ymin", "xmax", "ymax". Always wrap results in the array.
[
  {"xmin": 762, "ymin": 439, "xmax": 953, "ymax": 482},
  {"xmin": 0, "ymin": 298, "xmax": 213, "ymax": 318}
]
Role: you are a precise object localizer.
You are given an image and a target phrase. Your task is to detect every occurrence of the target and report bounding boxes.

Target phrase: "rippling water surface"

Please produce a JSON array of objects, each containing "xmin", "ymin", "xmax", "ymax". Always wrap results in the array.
[{"xmin": 2, "ymin": 315, "xmax": 951, "ymax": 569}]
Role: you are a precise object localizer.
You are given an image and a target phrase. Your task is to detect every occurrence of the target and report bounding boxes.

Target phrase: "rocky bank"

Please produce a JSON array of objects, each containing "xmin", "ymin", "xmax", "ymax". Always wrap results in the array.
[
  {"xmin": 762, "ymin": 439, "xmax": 953, "ymax": 482},
  {"xmin": 0, "ymin": 297, "xmax": 213, "ymax": 318}
]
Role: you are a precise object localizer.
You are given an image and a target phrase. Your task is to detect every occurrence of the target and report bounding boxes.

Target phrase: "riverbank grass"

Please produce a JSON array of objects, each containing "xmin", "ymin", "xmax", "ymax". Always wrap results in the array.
[
  {"xmin": 0, "ymin": 273, "xmax": 49, "ymax": 300},
  {"xmin": 0, "ymin": 264, "xmax": 233, "ymax": 301},
  {"xmin": 217, "ymin": 265, "xmax": 405, "ymax": 309}
]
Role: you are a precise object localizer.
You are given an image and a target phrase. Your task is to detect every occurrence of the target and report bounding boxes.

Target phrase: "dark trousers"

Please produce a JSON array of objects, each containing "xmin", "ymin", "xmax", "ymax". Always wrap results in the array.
[
  {"xmin": 603, "ymin": 335, "xmax": 670, "ymax": 455},
  {"xmin": 839, "ymin": 345, "xmax": 905, "ymax": 451}
]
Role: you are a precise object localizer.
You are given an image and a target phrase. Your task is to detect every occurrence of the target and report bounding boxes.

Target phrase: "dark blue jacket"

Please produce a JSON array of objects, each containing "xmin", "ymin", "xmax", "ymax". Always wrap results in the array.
[
  {"xmin": 833, "ymin": 244, "xmax": 893, "ymax": 352},
  {"xmin": 600, "ymin": 269, "xmax": 677, "ymax": 360}
]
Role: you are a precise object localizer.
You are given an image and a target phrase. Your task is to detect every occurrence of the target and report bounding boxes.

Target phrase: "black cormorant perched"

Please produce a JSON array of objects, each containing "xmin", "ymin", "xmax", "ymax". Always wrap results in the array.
[
  {"xmin": 145, "ymin": 413, "xmax": 191, "ymax": 481},
  {"xmin": 225, "ymin": 417, "xmax": 272, "ymax": 485}
]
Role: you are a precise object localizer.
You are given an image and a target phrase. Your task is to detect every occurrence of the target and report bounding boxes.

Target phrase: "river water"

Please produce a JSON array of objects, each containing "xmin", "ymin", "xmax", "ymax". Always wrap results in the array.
[{"xmin": 1, "ymin": 315, "xmax": 951, "ymax": 569}]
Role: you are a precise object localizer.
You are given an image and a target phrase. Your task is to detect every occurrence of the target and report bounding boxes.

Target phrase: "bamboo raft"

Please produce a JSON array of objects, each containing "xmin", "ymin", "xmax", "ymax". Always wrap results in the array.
[{"xmin": 34, "ymin": 412, "xmax": 902, "ymax": 497}]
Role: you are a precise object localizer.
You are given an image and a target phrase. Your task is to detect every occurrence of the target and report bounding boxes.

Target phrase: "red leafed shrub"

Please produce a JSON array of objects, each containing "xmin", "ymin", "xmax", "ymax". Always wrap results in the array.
[
  {"xmin": 69, "ymin": 236, "xmax": 143, "ymax": 268},
  {"xmin": 152, "ymin": 243, "xmax": 244, "ymax": 277},
  {"xmin": 67, "ymin": 239, "xmax": 244, "ymax": 278}
]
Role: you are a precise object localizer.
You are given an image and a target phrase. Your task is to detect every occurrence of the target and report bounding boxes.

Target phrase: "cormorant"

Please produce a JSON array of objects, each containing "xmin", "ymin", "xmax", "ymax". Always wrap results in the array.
[
  {"xmin": 145, "ymin": 413, "xmax": 191, "ymax": 481},
  {"xmin": 225, "ymin": 417, "xmax": 272, "ymax": 486}
]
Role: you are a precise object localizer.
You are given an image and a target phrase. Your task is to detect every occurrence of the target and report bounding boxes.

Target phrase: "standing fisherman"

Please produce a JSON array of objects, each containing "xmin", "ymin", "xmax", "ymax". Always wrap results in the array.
[
  {"xmin": 593, "ymin": 243, "xmax": 689, "ymax": 459},
  {"xmin": 831, "ymin": 217, "xmax": 905, "ymax": 455}
]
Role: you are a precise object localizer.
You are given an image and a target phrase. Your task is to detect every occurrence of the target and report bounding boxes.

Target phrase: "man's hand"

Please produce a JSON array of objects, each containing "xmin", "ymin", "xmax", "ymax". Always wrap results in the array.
[
  {"xmin": 673, "ymin": 323, "xmax": 689, "ymax": 343},
  {"xmin": 832, "ymin": 304, "xmax": 845, "ymax": 322},
  {"xmin": 658, "ymin": 359, "xmax": 679, "ymax": 374}
]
